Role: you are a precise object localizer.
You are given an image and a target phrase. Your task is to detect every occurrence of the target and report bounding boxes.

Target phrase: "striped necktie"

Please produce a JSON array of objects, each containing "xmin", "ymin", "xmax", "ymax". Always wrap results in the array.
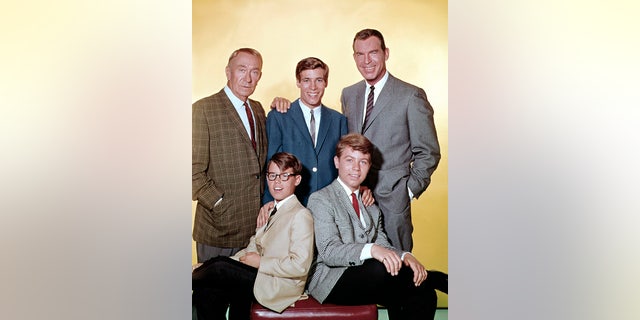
[{"xmin": 363, "ymin": 86, "xmax": 374, "ymax": 130}]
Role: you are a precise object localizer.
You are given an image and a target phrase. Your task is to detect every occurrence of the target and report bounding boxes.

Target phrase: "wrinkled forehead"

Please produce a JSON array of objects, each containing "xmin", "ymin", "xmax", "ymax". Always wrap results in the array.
[{"xmin": 230, "ymin": 52, "xmax": 262, "ymax": 68}]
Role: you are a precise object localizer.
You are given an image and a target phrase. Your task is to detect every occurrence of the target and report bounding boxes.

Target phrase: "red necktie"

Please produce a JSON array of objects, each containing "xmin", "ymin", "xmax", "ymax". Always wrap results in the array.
[
  {"xmin": 243, "ymin": 102, "xmax": 256, "ymax": 151},
  {"xmin": 351, "ymin": 193, "xmax": 360, "ymax": 218}
]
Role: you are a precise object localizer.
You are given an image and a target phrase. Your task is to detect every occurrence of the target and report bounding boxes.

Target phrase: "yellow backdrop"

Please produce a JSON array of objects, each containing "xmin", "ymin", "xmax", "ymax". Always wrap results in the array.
[{"xmin": 192, "ymin": 0, "xmax": 448, "ymax": 307}]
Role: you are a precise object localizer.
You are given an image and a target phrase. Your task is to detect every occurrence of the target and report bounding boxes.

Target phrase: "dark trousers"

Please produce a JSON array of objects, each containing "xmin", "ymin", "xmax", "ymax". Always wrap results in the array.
[
  {"xmin": 324, "ymin": 259, "xmax": 437, "ymax": 320},
  {"xmin": 196, "ymin": 242, "xmax": 242, "ymax": 262},
  {"xmin": 192, "ymin": 257, "xmax": 257, "ymax": 320}
]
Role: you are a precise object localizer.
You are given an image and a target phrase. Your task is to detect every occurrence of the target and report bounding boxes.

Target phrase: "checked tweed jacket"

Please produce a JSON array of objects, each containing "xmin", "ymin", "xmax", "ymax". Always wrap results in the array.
[{"xmin": 192, "ymin": 89, "xmax": 268, "ymax": 248}]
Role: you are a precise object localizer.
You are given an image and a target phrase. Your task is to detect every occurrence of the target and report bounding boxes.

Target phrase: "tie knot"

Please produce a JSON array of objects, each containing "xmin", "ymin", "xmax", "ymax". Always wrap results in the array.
[
  {"xmin": 351, "ymin": 192, "xmax": 360, "ymax": 218},
  {"xmin": 370, "ymin": 85, "xmax": 374, "ymax": 91}
]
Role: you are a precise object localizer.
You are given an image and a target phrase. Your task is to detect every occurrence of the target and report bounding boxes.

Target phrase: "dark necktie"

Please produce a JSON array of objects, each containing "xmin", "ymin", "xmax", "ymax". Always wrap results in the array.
[
  {"xmin": 265, "ymin": 206, "xmax": 277, "ymax": 229},
  {"xmin": 363, "ymin": 85, "xmax": 374, "ymax": 131},
  {"xmin": 351, "ymin": 193, "xmax": 360, "ymax": 219},
  {"xmin": 309, "ymin": 110, "xmax": 316, "ymax": 147},
  {"xmin": 243, "ymin": 102, "xmax": 256, "ymax": 151}
]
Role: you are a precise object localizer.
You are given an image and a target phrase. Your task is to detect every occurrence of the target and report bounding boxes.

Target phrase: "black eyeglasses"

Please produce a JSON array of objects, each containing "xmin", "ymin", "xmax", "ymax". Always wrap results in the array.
[{"xmin": 266, "ymin": 172, "xmax": 297, "ymax": 181}]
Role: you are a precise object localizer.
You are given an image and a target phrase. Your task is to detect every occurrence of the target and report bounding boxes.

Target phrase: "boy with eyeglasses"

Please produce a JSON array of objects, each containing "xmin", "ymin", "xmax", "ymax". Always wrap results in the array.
[{"xmin": 193, "ymin": 152, "xmax": 314, "ymax": 320}]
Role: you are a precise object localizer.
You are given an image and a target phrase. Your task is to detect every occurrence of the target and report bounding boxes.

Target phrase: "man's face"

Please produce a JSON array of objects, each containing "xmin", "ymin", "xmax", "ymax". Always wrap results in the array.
[
  {"xmin": 296, "ymin": 68, "xmax": 327, "ymax": 108},
  {"xmin": 266, "ymin": 162, "xmax": 301, "ymax": 201},
  {"xmin": 225, "ymin": 52, "xmax": 262, "ymax": 101},
  {"xmin": 352, "ymin": 36, "xmax": 389, "ymax": 85},
  {"xmin": 334, "ymin": 147, "xmax": 371, "ymax": 192}
]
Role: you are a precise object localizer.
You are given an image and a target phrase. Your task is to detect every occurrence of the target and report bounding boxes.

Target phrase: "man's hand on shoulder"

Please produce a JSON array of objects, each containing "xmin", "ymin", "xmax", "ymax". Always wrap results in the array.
[
  {"xmin": 360, "ymin": 186, "xmax": 375, "ymax": 206},
  {"xmin": 256, "ymin": 201, "xmax": 274, "ymax": 229},
  {"xmin": 270, "ymin": 97, "xmax": 292, "ymax": 113}
]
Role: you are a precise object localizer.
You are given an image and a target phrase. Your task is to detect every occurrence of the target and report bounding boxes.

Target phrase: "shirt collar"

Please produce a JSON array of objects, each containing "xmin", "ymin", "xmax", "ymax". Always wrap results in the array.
[
  {"xmin": 223, "ymin": 85, "xmax": 246, "ymax": 109},
  {"xmin": 366, "ymin": 71, "xmax": 390, "ymax": 91},
  {"xmin": 336, "ymin": 177, "xmax": 359, "ymax": 197},
  {"xmin": 273, "ymin": 194, "xmax": 296, "ymax": 211},
  {"xmin": 298, "ymin": 99, "xmax": 320, "ymax": 116}
]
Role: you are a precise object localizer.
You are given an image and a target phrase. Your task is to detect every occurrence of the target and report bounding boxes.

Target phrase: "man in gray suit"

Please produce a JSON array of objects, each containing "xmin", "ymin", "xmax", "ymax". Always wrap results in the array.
[
  {"xmin": 307, "ymin": 133, "xmax": 446, "ymax": 320},
  {"xmin": 192, "ymin": 48, "xmax": 268, "ymax": 262},
  {"xmin": 341, "ymin": 28, "xmax": 441, "ymax": 252}
]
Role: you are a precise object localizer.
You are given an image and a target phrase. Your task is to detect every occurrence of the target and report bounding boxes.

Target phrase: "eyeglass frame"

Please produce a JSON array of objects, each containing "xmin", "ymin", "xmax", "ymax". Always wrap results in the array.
[{"xmin": 266, "ymin": 172, "xmax": 298, "ymax": 181}]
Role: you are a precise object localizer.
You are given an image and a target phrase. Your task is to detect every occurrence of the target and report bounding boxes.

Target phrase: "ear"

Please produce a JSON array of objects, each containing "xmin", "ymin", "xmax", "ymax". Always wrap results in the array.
[
  {"xmin": 384, "ymin": 47, "xmax": 390, "ymax": 61},
  {"xmin": 225, "ymin": 66, "xmax": 231, "ymax": 80},
  {"xmin": 296, "ymin": 79, "xmax": 301, "ymax": 89},
  {"xmin": 334, "ymin": 156, "xmax": 339, "ymax": 169},
  {"xmin": 294, "ymin": 174, "xmax": 302, "ymax": 186}
]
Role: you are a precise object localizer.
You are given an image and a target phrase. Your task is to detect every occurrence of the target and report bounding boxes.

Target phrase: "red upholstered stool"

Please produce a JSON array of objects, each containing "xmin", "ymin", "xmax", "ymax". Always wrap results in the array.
[{"xmin": 250, "ymin": 296, "xmax": 377, "ymax": 320}]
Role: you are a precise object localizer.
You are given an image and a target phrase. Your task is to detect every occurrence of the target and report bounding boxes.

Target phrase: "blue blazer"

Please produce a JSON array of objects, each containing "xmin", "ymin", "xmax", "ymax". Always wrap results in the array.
[{"xmin": 264, "ymin": 99, "xmax": 348, "ymax": 206}]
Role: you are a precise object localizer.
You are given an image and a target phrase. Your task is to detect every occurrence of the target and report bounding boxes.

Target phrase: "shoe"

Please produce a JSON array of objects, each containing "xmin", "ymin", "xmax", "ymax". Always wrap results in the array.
[{"xmin": 426, "ymin": 270, "xmax": 448, "ymax": 294}]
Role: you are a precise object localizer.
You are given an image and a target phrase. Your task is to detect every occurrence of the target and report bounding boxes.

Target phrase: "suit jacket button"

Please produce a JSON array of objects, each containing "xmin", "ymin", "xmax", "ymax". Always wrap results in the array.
[
  {"xmin": 360, "ymin": 234, "xmax": 365, "ymax": 238},
  {"xmin": 312, "ymin": 167, "xmax": 317, "ymax": 172},
  {"xmin": 255, "ymin": 174, "xmax": 259, "ymax": 179}
]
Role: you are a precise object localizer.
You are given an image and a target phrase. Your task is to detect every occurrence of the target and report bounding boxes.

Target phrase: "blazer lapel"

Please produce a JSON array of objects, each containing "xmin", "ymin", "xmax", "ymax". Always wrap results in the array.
[
  {"xmin": 360, "ymin": 201, "xmax": 376, "ymax": 235},
  {"xmin": 353, "ymin": 82, "xmax": 367, "ymax": 134},
  {"xmin": 291, "ymin": 100, "xmax": 316, "ymax": 149},
  {"xmin": 329, "ymin": 180, "xmax": 362, "ymax": 227},
  {"xmin": 362, "ymin": 75, "xmax": 396, "ymax": 133},
  {"xmin": 315, "ymin": 106, "xmax": 332, "ymax": 154},
  {"xmin": 263, "ymin": 196, "xmax": 302, "ymax": 233},
  {"xmin": 220, "ymin": 90, "xmax": 257, "ymax": 152}
]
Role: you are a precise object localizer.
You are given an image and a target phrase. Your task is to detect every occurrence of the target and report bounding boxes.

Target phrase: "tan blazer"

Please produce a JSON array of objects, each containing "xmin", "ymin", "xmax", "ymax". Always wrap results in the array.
[
  {"xmin": 232, "ymin": 196, "xmax": 314, "ymax": 313},
  {"xmin": 192, "ymin": 89, "xmax": 268, "ymax": 248}
]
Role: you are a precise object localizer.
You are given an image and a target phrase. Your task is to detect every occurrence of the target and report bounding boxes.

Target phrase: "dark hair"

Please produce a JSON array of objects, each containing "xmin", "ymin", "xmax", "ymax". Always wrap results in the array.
[
  {"xmin": 268, "ymin": 152, "xmax": 303, "ymax": 175},
  {"xmin": 353, "ymin": 29, "xmax": 386, "ymax": 51},
  {"xmin": 295, "ymin": 57, "xmax": 329, "ymax": 82},
  {"xmin": 335, "ymin": 133, "xmax": 373, "ymax": 158},
  {"xmin": 227, "ymin": 48, "xmax": 263, "ymax": 65}
]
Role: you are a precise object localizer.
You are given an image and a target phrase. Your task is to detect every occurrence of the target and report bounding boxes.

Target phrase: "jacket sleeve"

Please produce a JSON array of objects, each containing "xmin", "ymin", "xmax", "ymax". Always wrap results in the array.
[
  {"xmin": 406, "ymin": 88, "xmax": 441, "ymax": 198},
  {"xmin": 192, "ymin": 101, "xmax": 223, "ymax": 209}
]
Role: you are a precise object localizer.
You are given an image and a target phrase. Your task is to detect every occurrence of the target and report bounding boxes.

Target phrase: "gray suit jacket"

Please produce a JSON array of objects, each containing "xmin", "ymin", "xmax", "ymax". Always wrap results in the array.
[
  {"xmin": 306, "ymin": 180, "xmax": 401, "ymax": 303},
  {"xmin": 232, "ymin": 196, "xmax": 314, "ymax": 313},
  {"xmin": 341, "ymin": 74, "xmax": 440, "ymax": 250},
  {"xmin": 192, "ymin": 89, "xmax": 268, "ymax": 248}
]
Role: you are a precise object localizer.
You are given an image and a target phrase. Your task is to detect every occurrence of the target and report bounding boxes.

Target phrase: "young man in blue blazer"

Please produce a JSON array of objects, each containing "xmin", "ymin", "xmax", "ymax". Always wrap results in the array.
[{"xmin": 263, "ymin": 57, "xmax": 348, "ymax": 206}]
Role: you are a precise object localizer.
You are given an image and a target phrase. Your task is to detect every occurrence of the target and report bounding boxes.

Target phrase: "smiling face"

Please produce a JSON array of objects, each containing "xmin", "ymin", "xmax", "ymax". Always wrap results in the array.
[
  {"xmin": 225, "ymin": 51, "xmax": 262, "ymax": 101},
  {"xmin": 334, "ymin": 146, "xmax": 371, "ymax": 192},
  {"xmin": 296, "ymin": 68, "xmax": 327, "ymax": 108},
  {"xmin": 352, "ymin": 36, "xmax": 389, "ymax": 85},
  {"xmin": 266, "ymin": 161, "xmax": 301, "ymax": 201}
]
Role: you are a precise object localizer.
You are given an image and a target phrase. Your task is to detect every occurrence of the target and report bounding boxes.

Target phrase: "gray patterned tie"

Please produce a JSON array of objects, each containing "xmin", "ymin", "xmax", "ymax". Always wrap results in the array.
[{"xmin": 309, "ymin": 109, "xmax": 316, "ymax": 147}]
